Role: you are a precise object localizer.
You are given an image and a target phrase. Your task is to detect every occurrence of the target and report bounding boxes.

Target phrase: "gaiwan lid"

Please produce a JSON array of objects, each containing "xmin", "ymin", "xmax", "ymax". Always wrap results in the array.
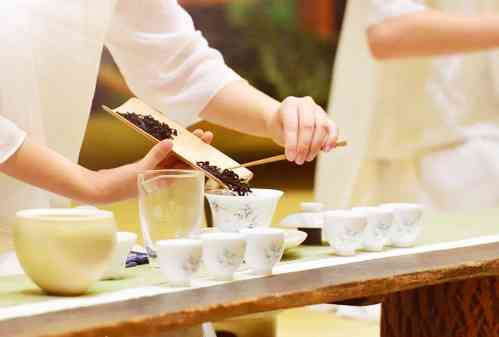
[{"xmin": 280, "ymin": 202, "xmax": 324, "ymax": 229}]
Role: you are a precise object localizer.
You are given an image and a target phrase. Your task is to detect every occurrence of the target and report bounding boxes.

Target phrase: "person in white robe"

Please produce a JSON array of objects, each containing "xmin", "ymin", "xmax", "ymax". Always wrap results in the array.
[
  {"xmin": 316, "ymin": 0, "xmax": 499, "ymax": 322},
  {"xmin": 0, "ymin": 2, "xmax": 340, "ymax": 335},
  {"xmin": 317, "ymin": 0, "xmax": 499, "ymax": 212},
  {"xmin": 0, "ymin": 1, "xmax": 339, "ymax": 263}
]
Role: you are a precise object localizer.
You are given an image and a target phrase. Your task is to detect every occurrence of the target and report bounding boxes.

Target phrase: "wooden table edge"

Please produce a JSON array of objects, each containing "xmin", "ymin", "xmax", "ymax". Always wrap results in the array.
[{"xmin": 3, "ymin": 242, "xmax": 499, "ymax": 337}]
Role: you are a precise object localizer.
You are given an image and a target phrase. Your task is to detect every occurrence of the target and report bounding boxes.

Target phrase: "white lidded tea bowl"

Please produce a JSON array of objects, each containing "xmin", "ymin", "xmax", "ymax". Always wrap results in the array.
[{"xmin": 206, "ymin": 189, "xmax": 283, "ymax": 232}]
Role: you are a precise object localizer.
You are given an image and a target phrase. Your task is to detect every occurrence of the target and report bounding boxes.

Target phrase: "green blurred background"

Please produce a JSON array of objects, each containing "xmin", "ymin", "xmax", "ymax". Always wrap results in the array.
[{"xmin": 79, "ymin": 0, "xmax": 345, "ymax": 237}]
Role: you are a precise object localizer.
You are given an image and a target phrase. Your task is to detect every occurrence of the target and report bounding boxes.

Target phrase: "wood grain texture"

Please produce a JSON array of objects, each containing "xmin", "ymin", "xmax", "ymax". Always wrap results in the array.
[
  {"xmin": 381, "ymin": 276, "xmax": 499, "ymax": 337},
  {"xmin": 2, "ymin": 242, "xmax": 499, "ymax": 337},
  {"xmin": 104, "ymin": 98, "xmax": 253, "ymax": 187}
]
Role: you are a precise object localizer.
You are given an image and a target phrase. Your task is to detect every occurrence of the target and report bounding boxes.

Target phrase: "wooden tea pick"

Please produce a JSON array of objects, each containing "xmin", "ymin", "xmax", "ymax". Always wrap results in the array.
[
  {"xmin": 229, "ymin": 140, "xmax": 348, "ymax": 170},
  {"xmin": 229, "ymin": 154, "xmax": 287, "ymax": 170},
  {"xmin": 102, "ymin": 98, "xmax": 253, "ymax": 189}
]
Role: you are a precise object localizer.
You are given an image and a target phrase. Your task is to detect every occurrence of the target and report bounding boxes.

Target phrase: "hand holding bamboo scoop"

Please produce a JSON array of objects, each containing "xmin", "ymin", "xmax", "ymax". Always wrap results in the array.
[{"xmin": 230, "ymin": 140, "xmax": 348, "ymax": 169}]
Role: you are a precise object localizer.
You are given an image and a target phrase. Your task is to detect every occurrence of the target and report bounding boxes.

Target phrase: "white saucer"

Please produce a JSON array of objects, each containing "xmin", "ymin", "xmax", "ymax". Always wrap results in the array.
[{"xmin": 282, "ymin": 228, "xmax": 308, "ymax": 250}]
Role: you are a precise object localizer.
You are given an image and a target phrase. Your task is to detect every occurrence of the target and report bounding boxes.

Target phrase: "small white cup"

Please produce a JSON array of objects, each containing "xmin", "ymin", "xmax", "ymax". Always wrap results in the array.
[
  {"xmin": 156, "ymin": 239, "xmax": 202, "ymax": 287},
  {"xmin": 201, "ymin": 232, "xmax": 246, "ymax": 281},
  {"xmin": 324, "ymin": 210, "xmax": 367, "ymax": 256},
  {"xmin": 352, "ymin": 207, "xmax": 393, "ymax": 252},
  {"xmin": 242, "ymin": 228, "xmax": 285, "ymax": 276},
  {"xmin": 101, "ymin": 232, "xmax": 138, "ymax": 280},
  {"xmin": 379, "ymin": 203, "xmax": 424, "ymax": 247}
]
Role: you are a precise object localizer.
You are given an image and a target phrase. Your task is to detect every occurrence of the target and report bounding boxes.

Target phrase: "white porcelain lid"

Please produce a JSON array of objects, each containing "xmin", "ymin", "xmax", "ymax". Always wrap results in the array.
[{"xmin": 300, "ymin": 202, "xmax": 324, "ymax": 212}]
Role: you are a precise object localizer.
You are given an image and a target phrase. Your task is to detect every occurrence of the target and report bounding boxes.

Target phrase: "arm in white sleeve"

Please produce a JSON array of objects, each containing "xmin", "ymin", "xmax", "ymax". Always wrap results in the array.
[
  {"xmin": 0, "ymin": 115, "xmax": 26, "ymax": 164},
  {"xmin": 105, "ymin": 0, "xmax": 242, "ymax": 126},
  {"xmin": 367, "ymin": 1, "xmax": 499, "ymax": 59}
]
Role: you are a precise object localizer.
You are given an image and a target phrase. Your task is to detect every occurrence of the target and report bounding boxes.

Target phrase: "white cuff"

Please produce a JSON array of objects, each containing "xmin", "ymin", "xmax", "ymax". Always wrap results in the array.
[{"xmin": 0, "ymin": 117, "xmax": 26, "ymax": 164}]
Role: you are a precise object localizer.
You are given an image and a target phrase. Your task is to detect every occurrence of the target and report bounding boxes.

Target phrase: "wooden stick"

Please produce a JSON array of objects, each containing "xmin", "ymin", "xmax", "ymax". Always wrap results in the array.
[
  {"xmin": 231, "ymin": 154, "xmax": 287, "ymax": 170},
  {"xmin": 230, "ymin": 140, "xmax": 348, "ymax": 170}
]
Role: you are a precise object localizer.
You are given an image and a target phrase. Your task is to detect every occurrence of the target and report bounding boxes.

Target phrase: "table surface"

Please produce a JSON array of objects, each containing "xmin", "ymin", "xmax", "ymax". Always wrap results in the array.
[{"xmin": 2, "ymin": 209, "xmax": 499, "ymax": 337}]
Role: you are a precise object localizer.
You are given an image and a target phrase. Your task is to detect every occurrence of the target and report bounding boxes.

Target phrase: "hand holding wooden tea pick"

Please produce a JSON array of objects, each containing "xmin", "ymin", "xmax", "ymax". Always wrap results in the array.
[{"xmin": 229, "ymin": 140, "xmax": 348, "ymax": 170}]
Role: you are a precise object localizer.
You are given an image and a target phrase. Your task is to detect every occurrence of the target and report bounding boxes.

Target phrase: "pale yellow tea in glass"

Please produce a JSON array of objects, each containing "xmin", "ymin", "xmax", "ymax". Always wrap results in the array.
[{"xmin": 138, "ymin": 170, "xmax": 204, "ymax": 259}]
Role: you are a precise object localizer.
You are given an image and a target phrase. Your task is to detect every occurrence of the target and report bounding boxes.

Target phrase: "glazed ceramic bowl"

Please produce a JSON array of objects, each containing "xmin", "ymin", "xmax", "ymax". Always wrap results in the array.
[
  {"xmin": 14, "ymin": 208, "xmax": 116, "ymax": 295},
  {"xmin": 205, "ymin": 189, "xmax": 284, "ymax": 232}
]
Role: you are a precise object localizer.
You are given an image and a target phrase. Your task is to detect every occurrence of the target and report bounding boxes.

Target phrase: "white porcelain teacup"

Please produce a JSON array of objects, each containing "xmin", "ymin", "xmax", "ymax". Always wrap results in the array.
[
  {"xmin": 379, "ymin": 203, "xmax": 424, "ymax": 247},
  {"xmin": 101, "ymin": 232, "xmax": 138, "ymax": 280},
  {"xmin": 201, "ymin": 232, "xmax": 246, "ymax": 281},
  {"xmin": 352, "ymin": 207, "xmax": 393, "ymax": 251},
  {"xmin": 323, "ymin": 210, "xmax": 367, "ymax": 256},
  {"xmin": 241, "ymin": 228, "xmax": 285, "ymax": 276},
  {"xmin": 156, "ymin": 239, "xmax": 202, "ymax": 287},
  {"xmin": 205, "ymin": 189, "xmax": 284, "ymax": 232}
]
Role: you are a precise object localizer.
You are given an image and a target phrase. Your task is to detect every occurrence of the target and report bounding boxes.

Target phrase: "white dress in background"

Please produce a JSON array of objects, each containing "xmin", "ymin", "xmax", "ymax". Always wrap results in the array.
[
  {"xmin": 316, "ymin": 0, "xmax": 499, "ymax": 212},
  {"xmin": 316, "ymin": 0, "xmax": 499, "ymax": 322},
  {"xmin": 0, "ymin": 0, "xmax": 240, "ymax": 260}
]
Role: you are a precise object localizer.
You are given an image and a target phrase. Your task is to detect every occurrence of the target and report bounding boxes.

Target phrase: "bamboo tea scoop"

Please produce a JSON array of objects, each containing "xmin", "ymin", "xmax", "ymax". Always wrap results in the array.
[
  {"xmin": 102, "ymin": 98, "xmax": 253, "ymax": 190},
  {"xmin": 230, "ymin": 140, "xmax": 348, "ymax": 169}
]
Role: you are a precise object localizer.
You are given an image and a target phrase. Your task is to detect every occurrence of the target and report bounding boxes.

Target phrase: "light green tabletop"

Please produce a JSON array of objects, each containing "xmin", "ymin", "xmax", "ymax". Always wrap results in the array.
[{"xmin": 1, "ymin": 209, "xmax": 498, "ymax": 310}]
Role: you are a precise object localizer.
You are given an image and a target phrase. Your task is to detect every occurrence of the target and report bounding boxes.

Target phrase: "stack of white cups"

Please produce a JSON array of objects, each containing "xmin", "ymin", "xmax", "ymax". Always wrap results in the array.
[{"xmin": 323, "ymin": 203, "xmax": 424, "ymax": 256}]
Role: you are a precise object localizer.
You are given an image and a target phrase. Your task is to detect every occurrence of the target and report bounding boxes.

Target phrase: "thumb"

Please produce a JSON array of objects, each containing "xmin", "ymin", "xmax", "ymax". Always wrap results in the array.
[{"xmin": 141, "ymin": 140, "xmax": 174, "ymax": 169}]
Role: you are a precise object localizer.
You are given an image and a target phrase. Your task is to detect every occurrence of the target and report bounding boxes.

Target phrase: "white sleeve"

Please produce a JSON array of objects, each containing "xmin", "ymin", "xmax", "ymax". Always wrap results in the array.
[
  {"xmin": 369, "ymin": 0, "xmax": 428, "ymax": 25},
  {"xmin": 106, "ymin": 0, "xmax": 243, "ymax": 126},
  {"xmin": 0, "ymin": 114, "xmax": 26, "ymax": 164}
]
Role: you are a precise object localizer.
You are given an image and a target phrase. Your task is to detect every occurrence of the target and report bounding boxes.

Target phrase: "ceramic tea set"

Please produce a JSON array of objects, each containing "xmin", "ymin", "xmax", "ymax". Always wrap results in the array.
[
  {"xmin": 12, "ymin": 188, "xmax": 288, "ymax": 295},
  {"xmin": 281, "ymin": 202, "xmax": 425, "ymax": 256},
  {"xmin": 156, "ymin": 227, "xmax": 285, "ymax": 287},
  {"xmin": 12, "ymin": 185, "xmax": 423, "ymax": 296},
  {"xmin": 155, "ymin": 188, "xmax": 287, "ymax": 286}
]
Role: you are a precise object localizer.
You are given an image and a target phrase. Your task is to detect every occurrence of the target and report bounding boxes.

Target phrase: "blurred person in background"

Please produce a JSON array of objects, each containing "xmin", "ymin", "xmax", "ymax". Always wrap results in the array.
[
  {"xmin": 316, "ymin": 0, "xmax": 499, "ymax": 321},
  {"xmin": 318, "ymin": 0, "xmax": 499, "ymax": 212}
]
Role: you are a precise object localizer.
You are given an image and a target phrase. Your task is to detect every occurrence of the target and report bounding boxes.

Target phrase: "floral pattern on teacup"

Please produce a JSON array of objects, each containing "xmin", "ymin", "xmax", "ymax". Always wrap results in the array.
[
  {"xmin": 217, "ymin": 247, "xmax": 245, "ymax": 268},
  {"xmin": 210, "ymin": 201, "xmax": 265, "ymax": 229},
  {"xmin": 344, "ymin": 227, "xmax": 364, "ymax": 239},
  {"xmin": 182, "ymin": 253, "xmax": 201, "ymax": 274},
  {"xmin": 373, "ymin": 222, "xmax": 392, "ymax": 239},
  {"xmin": 394, "ymin": 223, "xmax": 420, "ymax": 237},
  {"xmin": 400, "ymin": 212, "xmax": 420, "ymax": 223},
  {"xmin": 394, "ymin": 213, "xmax": 422, "ymax": 234},
  {"xmin": 264, "ymin": 239, "xmax": 284, "ymax": 264},
  {"xmin": 333, "ymin": 226, "xmax": 365, "ymax": 248},
  {"xmin": 375, "ymin": 221, "xmax": 392, "ymax": 235}
]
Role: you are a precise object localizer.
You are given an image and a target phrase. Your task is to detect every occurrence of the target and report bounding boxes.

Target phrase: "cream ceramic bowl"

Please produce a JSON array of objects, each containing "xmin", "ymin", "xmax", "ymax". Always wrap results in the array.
[
  {"xmin": 206, "ymin": 189, "xmax": 284, "ymax": 232},
  {"xmin": 14, "ymin": 208, "xmax": 116, "ymax": 296}
]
